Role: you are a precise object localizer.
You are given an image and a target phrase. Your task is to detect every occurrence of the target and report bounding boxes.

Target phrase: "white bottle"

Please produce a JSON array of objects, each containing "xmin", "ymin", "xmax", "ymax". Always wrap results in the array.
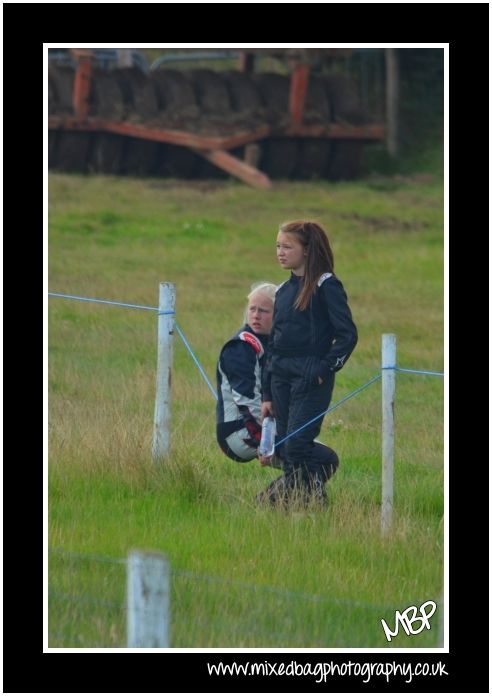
[{"xmin": 259, "ymin": 416, "xmax": 276, "ymax": 457}]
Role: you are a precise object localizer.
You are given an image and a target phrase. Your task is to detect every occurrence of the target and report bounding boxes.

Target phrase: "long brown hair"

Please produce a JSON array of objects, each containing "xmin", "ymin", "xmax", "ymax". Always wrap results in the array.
[{"xmin": 279, "ymin": 220, "xmax": 335, "ymax": 311}]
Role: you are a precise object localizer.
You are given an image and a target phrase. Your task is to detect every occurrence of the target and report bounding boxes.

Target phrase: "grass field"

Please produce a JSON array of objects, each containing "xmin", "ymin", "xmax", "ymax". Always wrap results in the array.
[{"xmin": 48, "ymin": 172, "xmax": 444, "ymax": 648}]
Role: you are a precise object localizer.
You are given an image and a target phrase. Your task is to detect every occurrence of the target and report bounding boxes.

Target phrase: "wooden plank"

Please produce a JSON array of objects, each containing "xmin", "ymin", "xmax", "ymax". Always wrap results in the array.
[
  {"xmin": 194, "ymin": 148, "xmax": 272, "ymax": 189},
  {"xmin": 48, "ymin": 117, "xmax": 271, "ymax": 149},
  {"xmin": 49, "ymin": 116, "xmax": 385, "ymax": 142}
]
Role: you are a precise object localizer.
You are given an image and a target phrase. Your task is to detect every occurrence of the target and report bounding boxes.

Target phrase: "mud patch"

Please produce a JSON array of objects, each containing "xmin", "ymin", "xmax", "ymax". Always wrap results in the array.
[{"xmin": 337, "ymin": 211, "xmax": 428, "ymax": 232}]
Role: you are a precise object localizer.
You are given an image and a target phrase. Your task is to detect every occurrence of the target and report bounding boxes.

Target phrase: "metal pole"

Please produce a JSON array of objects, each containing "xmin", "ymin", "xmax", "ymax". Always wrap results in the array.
[
  {"xmin": 382, "ymin": 334, "xmax": 396, "ymax": 535},
  {"xmin": 152, "ymin": 282, "xmax": 176, "ymax": 462},
  {"xmin": 71, "ymin": 51, "xmax": 93, "ymax": 121},
  {"xmin": 288, "ymin": 63, "xmax": 310, "ymax": 129},
  {"xmin": 385, "ymin": 48, "xmax": 399, "ymax": 156},
  {"xmin": 127, "ymin": 550, "xmax": 170, "ymax": 648}
]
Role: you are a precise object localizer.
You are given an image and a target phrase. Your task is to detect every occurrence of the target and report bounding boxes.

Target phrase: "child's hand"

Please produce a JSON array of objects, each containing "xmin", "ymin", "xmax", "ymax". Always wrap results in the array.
[{"xmin": 261, "ymin": 401, "xmax": 274, "ymax": 419}]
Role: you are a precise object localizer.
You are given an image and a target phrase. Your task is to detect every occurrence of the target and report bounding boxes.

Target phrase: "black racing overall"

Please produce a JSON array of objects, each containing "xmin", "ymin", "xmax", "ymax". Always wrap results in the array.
[{"xmin": 262, "ymin": 272, "xmax": 357, "ymax": 501}]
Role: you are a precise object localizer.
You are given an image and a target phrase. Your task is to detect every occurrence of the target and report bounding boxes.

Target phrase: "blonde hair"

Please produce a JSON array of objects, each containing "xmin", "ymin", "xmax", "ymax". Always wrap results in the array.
[{"xmin": 243, "ymin": 282, "xmax": 277, "ymax": 323}]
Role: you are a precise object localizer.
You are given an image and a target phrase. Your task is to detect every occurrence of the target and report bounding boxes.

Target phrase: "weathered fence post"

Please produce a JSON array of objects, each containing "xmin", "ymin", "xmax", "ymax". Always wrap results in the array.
[
  {"xmin": 127, "ymin": 550, "xmax": 170, "ymax": 648},
  {"xmin": 385, "ymin": 48, "xmax": 399, "ymax": 156},
  {"xmin": 382, "ymin": 333, "xmax": 396, "ymax": 535},
  {"xmin": 152, "ymin": 282, "xmax": 176, "ymax": 462}
]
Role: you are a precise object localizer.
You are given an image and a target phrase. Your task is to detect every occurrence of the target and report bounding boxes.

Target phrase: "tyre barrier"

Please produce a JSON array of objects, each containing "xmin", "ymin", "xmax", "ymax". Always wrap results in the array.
[{"xmin": 48, "ymin": 66, "xmax": 369, "ymax": 181}]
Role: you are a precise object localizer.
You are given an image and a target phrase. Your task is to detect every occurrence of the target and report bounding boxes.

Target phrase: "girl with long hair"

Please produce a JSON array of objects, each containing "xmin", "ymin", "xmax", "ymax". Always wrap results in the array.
[{"xmin": 260, "ymin": 220, "xmax": 358, "ymax": 507}]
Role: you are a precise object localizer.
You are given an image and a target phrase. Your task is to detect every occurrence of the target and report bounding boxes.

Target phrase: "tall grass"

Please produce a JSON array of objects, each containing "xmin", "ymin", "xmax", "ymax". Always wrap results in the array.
[{"xmin": 48, "ymin": 174, "xmax": 444, "ymax": 648}]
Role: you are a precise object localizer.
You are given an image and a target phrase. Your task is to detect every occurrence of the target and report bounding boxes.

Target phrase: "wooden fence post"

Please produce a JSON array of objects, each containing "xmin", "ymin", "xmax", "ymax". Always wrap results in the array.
[
  {"xmin": 382, "ymin": 334, "xmax": 396, "ymax": 535},
  {"xmin": 127, "ymin": 550, "xmax": 170, "ymax": 648},
  {"xmin": 152, "ymin": 282, "xmax": 176, "ymax": 462},
  {"xmin": 385, "ymin": 48, "xmax": 399, "ymax": 156}
]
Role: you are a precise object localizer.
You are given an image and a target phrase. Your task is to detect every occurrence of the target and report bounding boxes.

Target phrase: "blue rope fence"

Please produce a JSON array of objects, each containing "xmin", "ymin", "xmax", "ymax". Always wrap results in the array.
[
  {"xmin": 275, "ymin": 374, "xmax": 382, "ymax": 449},
  {"xmin": 48, "ymin": 292, "xmax": 175, "ymax": 315},
  {"xmin": 275, "ymin": 366, "xmax": 443, "ymax": 449},
  {"xmin": 174, "ymin": 323, "xmax": 217, "ymax": 400},
  {"xmin": 48, "ymin": 291, "xmax": 443, "ymax": 449},
  {"xmin": 49, "ymin": 291, "xmax": 217, "ymax": 399},
  {"xmin": 383, "ymin": 365, "xmax": 444, "ymax": 377}
]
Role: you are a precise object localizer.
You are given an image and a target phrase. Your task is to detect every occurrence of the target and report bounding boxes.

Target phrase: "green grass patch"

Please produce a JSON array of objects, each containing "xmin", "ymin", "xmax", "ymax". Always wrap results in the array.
[{"xmin": 48, "ymin": 173, "xmax": 444, "ymax": 648}]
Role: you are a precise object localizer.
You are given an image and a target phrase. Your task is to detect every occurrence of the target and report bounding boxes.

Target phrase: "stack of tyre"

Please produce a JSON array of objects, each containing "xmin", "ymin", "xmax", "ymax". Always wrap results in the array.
[{"xmin": 48, "ymin": 64, "xmax": 368, "ymax": 180}]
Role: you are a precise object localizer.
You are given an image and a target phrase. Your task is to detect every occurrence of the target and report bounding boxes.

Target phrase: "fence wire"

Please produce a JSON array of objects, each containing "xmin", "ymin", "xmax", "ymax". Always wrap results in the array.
[
  {"xmin": 48, "ymin": 294, "xmax": 444, "ymax": 649},
  {"xmin": 48, "ymin": 291, "xmax": 444, "ymax": 444},
  {"xmin": 48, "ymin": 549, "xmax": 442, "ymax": 649}
]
